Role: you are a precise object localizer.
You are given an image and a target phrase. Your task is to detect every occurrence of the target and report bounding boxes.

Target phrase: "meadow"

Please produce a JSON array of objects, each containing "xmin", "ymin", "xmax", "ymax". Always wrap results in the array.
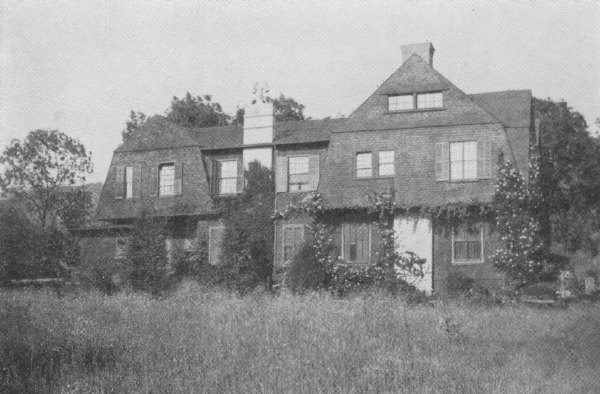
[{"xmin": 1, "ymin": 282, "xmax": 599, "ymax": 394}]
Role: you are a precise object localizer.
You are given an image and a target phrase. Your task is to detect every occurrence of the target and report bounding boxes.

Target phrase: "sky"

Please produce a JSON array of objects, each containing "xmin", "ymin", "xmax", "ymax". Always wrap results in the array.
[{"xmin": 1, "ymin": 0, "xmax": 599, "ymax": 183}]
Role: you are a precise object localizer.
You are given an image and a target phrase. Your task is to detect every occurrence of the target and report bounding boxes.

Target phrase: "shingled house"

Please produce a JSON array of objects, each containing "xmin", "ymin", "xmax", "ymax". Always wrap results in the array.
[{"xmin": 80, "ymin": 42, "xmax": 533, "ymax": 293}]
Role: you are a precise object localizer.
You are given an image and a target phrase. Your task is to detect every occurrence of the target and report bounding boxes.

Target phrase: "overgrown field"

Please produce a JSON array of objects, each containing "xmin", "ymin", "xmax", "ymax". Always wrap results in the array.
[{"xmin": 2, "ymin": 283, "xmax": 599, "ymax": 394}]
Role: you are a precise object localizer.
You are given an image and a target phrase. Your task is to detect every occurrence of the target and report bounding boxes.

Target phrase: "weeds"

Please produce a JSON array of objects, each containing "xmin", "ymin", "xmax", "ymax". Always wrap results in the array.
[{"xmin": 1, "ymin": 283, "xmax": 599, "ymax": 393}]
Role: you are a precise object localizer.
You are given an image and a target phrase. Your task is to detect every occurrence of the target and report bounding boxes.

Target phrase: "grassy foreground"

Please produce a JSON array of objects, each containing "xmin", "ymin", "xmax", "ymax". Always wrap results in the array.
[{"xmin": 2, "ymin": 282, "xmax": 599, "ymax": 394}]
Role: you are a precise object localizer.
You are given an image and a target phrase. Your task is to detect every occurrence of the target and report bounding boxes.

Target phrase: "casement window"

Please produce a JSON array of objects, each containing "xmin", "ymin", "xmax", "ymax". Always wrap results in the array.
[
  {"xmin": 453, "ymin": 227, "xmax": 483, "ymax": 263},
  {"xmin": 275, "ymin": 155, "xmax": 319, "ymax": 193},
  {"xmin": 450, "ymin": 141, "xmax": 477, "ymax": 180},
  {"xmin": 159, "ymin": 163, "xmax": 175, "ymax": 196},
  {"xmin": 378, "ymin": 151, "xmax": 395, "ymax": 176},
  {"xmin": 435, "ymin": 141, "xmax": 491, "ymax": 181},
  {"xmin": 115, "ymin": 237, "xmax": 128, "ymax": 259},
  {"xmin": 288, "ymin": 157, "xmax": 310, "ymax": 191},
  {"xmin": 417, "ymin": 92, "xmax": 443, "ymax": 109},
  {"xmin": 342, "ymin": 223, "xmax": 372, "ymax": 264},
  {"xmin": 283, "ymin": 224, "xmax": 304, "ymax": 261},
  {"xmin": 114, "ymin": 165, "xmax": 140, "ymax": 199},
  {"xmin": 218, "ymin": 160, "xmax": 238, "ymax": 195},
  {"xmin": 209, "ymin": 227, "xmax": 225, "ymax": 265},
  {"xmin": 388, "ymin": 94, "xmax": 414, "ymax": 111},
  {"xmin": 356, "ymin": 153, "xmax": 373, "ymax": 178}
]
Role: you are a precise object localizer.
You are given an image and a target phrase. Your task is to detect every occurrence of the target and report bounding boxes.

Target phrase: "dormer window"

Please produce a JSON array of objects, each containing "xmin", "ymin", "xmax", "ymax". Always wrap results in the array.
[
  {"xmin": 387, "ymin": 92, "xmax": 443, "ymax": 112},
  {"xmin": 417, "ymin": 92, "xmax": 443, "ymax": 108},
  {"xmin": 388, "ymin": 95, "xmax": 414, "ymax": 111}
]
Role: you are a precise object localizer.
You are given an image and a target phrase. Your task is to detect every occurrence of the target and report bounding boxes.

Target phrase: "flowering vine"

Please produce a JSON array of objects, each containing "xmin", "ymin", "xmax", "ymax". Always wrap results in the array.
[{"xmin": 491, "ymin": 159, "xmax": 545, "ymax": 285}]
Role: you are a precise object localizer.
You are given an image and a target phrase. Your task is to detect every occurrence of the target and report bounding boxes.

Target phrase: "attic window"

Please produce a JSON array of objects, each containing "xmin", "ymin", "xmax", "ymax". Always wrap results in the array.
[
  {"xmin": 388, "ymin": 95, "xmax": 414, "ymax": 111},
  {"xmin": 417, "ymin": 92, "xmax": 443, "ymax": 108}
]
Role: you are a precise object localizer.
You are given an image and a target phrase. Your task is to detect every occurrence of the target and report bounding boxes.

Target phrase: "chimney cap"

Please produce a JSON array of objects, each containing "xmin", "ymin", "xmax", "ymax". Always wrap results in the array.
[{"xmin": 401, "ymin": 42, "xmax": 435, "ymax": 67}]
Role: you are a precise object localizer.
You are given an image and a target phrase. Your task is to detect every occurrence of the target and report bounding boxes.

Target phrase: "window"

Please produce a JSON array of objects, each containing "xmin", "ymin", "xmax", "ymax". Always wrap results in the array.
[
  {"xmin": 417, "ymin": 92, "xmax": 443, "ymax": 109},
  {"xmin": 388, "ymin": 95, "xmax": 414, "ymax": 111},
  {"xmin": 219, "ymin": 160, "xmax": 237, "ymax": 195},
  {"xmin": 115, "ymin": 237, "xmax": 128, "ymax": 259},
  {"xmin": 453, "ymin": 227, "xmax": 483, "ymax": 263},
  {"xmin": 356, "ymin": 153, "xmax": 372, "ymax": 178},
  {"xmin": 342, "ymin": 223, "xmax": 371, "ymax": 264},
  {"xmin": 124, "ymin": 166, "xmax": 133, "ymax": 198},
  {"xmin": 288, "ymin": 157, "xmax": 309, "ymax": 191},
  {"xmin": 159, "ymin": 163, "xmax": 175, "ymax": 196},
  {"xmin": 283, "ymin": 224, "xmax": 304, "ymax": 261},
  {"xmin": 450, "ymin": 141, "xmax": 477, "ymax": 180},
  {"xmin": 378, "ymin": 151, "xmax": 395, "ymax": 176}
]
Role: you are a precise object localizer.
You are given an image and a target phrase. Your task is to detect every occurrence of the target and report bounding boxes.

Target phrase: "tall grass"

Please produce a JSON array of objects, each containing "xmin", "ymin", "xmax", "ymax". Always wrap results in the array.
[{"xmin": 2, "ymin": 282, "xmax": 599, "ymax": 393}]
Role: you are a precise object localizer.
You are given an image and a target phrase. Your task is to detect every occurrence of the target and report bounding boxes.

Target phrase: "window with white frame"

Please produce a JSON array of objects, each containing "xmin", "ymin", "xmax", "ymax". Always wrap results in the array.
[
  {"xmin": 453, "ymin": 227, "xmax": 483, "ymax": 263},
  {"xmin": 388, "ymin": 94, "xmax": 414, "ymax": 111},
  {"xmin": 159, "ymin": 163, "xmax": 175, "ymax": 196},
  {"xmin": 124, "ymin": 166, "xmax": 133, "ymax": 198},
  {"xmin": 450, "ymin": 141, "xmax": 477, "ymax": 180},
  {"xmin": 115, "ymin": 237, "xmax": 128, "ymax": 259},
  {"xmin": 219, "ymin": 160, "xmax": 237, "ymax": 195},
  {"xmin": 417, "ymin": 92, "xmax": 443, "ymax": 109},
  {"xmin": 288, "ymin": 156, "xmax": 309, "ymax": 191},
  {"xmin": 378, "ymin": 151, "xmax": 395, "ymax": 176},
  {"xmin": 283, "ymin": 224, "xmax": 304, "ymax": 261},
  {"xmin": 356, "ymin": 153, "xmax": 372, "ymax": 178}
]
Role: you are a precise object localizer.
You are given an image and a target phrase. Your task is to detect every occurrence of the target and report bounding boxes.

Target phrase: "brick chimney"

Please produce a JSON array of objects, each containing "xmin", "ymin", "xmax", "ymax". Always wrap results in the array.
[{"xmin": 401, "ymin": 42, "xmax": 435, "ymax": 67}]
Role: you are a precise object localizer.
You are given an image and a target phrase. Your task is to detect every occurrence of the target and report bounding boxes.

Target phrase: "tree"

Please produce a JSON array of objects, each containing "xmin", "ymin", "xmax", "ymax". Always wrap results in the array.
[
  {"xmin": 219, "ymin": 161, "xmax": 275, "ymax": 293},
  {"xmin": 0, "ymin": 129, "xmax": 93, "ymax": 230},
  {"xmin": 166, "ymin": 92, "xmax": 231, "ymax": 129},
  {"xmin": 267, "ymin": 93, "xmax": 306, "ymax": 122},
  {"xmin": 122, "ymin": 111, "xmax": 147, "ymax": 142},
  {"xmin": 533, "ymin": 97, "xmax": 600, "ymax": 252}
]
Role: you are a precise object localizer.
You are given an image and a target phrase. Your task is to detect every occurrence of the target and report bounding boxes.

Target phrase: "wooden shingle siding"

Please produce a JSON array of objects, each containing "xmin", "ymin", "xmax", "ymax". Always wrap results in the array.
[
  {"xmin": 307, "ymin": 155, "xmax": 320, "ymax": 190},
  {"xmin": 435, "ymin": 142, "xmax": 449, "ymax": 181},
  {"xmin": 276, "ymin": 156, "xmax": 288, "ymax": 192},
  {"xmin": 477, "ymin": 140, "xmax": 492, "ymax": 179},
  {"xmin": 150, "ymin": 165, "xmax": 159, "ymax": 197},
  {"xmin": 132, "ymin": 164, "xmax": 141, "ymax": 199}
]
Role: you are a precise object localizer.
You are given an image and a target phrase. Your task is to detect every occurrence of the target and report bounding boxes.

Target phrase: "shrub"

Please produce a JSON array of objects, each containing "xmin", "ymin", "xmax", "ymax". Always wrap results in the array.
[{"xmin": 285, "ymin": 242, "xmax": 330, "ymax": 293}]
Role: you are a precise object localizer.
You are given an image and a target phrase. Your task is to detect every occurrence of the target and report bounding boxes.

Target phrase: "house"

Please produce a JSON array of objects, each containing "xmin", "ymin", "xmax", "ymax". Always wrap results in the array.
[{"xmin": 81, "ymin": 42, "xmax": 533, "ymax": 294}]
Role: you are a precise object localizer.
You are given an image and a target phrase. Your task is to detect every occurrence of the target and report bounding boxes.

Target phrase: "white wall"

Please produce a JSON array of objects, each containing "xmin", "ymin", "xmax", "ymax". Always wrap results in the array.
[{"xmin": 393, "ymin": 217, "xmax": 433, "ymax": 293}]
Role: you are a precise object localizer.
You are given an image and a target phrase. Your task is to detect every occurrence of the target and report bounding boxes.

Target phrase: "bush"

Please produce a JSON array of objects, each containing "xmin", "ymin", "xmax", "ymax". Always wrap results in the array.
[
  {"xmin": 285, "ymin": 242, "xmax": 330, "ymax": 293},
  {"xmin": 443, "ymin": 271, "xmax": 496, "ymax": 304}
]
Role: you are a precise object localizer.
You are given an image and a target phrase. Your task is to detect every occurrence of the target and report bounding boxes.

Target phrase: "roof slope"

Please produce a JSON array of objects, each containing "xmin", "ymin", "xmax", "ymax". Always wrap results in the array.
[
  {"xmin": 469, "ymin": 90, "xmax": 532, "ymax": 128},
  {"xmin": 115, "ymin": 115, "xmax": 200, "ymax": 152},
  {"xmin": 339, "ymin": 54, "xmax": 502, "ymax": 133}
]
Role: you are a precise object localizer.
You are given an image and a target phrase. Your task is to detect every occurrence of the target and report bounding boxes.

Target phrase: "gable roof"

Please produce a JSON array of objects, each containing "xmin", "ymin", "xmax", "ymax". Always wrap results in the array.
[{"xmin": 339, "ymin": 54, "xmax": 503, "ymax": 133}]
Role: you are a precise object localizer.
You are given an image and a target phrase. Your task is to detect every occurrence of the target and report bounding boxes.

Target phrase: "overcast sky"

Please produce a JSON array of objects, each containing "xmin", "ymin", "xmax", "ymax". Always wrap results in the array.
[{"xmin": 1, "ymin": 0, "xmax": 599, "ymax": 183}]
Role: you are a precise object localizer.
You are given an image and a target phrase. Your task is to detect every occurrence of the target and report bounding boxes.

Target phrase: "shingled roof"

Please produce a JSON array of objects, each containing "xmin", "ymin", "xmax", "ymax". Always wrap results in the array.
[
  {"xmin": 117, "ymin": 115, "xmax": 343, "ymax": 152},
  {"xmin": 469, "ymin": 90, "xmax": 532, "ymax": 128}
]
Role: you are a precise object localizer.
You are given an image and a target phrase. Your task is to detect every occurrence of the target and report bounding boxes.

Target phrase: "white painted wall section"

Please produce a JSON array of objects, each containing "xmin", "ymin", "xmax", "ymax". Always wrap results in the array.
[
  {"xmin": 393, "ymin": 217, "xmax": 433, "ymax": 294},
  {"xmin": 243, "ymin": 147, "xmax": 273, "ymax": 170},
  {"xmin": 243, "ymin": 101, "xmax": 274, "ymax": 145}
]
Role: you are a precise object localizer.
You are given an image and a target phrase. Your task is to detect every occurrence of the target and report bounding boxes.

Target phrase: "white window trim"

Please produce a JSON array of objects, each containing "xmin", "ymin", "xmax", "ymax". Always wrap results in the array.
[
  {"xmin": 416, "ymin": 92, "xmax": 443, "ymax": 109},
  {"xmin": 282, "ymin": 224, "xmax": 305, "ymax": 262},
  {"xmin": 287, "ymin": 155, "xmax": 310, "ymax": 193},
  {"xmin": 451, "ymin": 226, "xmax": 484, "ymax": 265},
  {"xmin": 449, "ymin": 141, "xmax": 477, "ymax": 181},
  {"xmin": 388, "ymin": 94, "xmax": 415, "ymax": 111},
  {"xmin": 159, "ymin": 162, "xmax": 175, "ymax": 197},
  {"xmin": 218, "ymin": 159, "xmax": 238, "ymax": 195}
]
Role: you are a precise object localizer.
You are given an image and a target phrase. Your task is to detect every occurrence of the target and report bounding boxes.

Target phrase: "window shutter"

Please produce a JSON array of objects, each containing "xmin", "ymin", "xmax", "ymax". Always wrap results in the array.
[
  {"xmin": 236, "ymin": 160, "xmax": 244, "ymax": 194},
  {"xmin": 275, "ymin": 156, "xmax": 288, "ymax": 193},
  {"xmin": 114, "ymin": 166, "xmax": 124, "ymax": 199},
  {"xmin": 210, "ymin": 160, "xmax": 219, "ymax": 196},
  {"xmin": 477, "ymin": 140, "xmax": 492, "ymax": 179},
  {"xmin": 150, "ymin": 165, "xmax": 159, "ymax": 197},
  {"xmin": 175, "ymin": 162, "xmax": 184, "ymax": 196},
  {"xmin": 308, "ymin": 155, "xmax": 320, "ymax": 190},
  {"xmin": 435, "ymin": 142, "xmax": 449, "ymax": 181},
  {"xmin": 132, "ymin": 164, "xmax": 141, "ymax": 199}
]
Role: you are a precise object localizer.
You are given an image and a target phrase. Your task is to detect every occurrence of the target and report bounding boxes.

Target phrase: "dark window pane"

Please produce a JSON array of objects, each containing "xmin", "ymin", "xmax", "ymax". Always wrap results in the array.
[
  {"xmin": 454, "ymin": 241, "xmax": 467, "ymax": 261},
  {"xmin": 349, "ymin": 243, "xmax": 357, "ymax": 261}
]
